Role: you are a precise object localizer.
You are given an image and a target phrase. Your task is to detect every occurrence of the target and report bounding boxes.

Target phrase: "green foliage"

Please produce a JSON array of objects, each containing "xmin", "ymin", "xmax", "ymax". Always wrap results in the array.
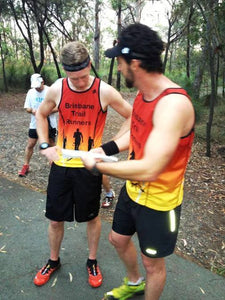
[
  {"xmin": 211, "ymin": 266, "xmax": 225, "ymax": 277},
  {"xmin": 41, "ymin": 64, "xmax": 63, "ymax": 85},
  {"xmin": 4, "ymin": 60, "xmax": 32, "ymax": 90},
  {"xmin": 110, "ymin": 0, "xmax": 129, "ymax": 11},
  {"xmin": 194, "ymin": 95, "xmax": 225, "ymax": 144},
  {"xmin": 0, "ymin": 60, "xmax": 62, "ymax": 91},
  {"xmin": 165, "ymin": 70, "xmax": 202, "ymax": 122}
]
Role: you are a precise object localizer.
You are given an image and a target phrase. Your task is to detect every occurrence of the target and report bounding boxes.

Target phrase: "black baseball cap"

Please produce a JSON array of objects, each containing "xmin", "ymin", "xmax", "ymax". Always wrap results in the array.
[{"xmin": 105, "ymin": 42, "xmax": 149, "ymax": 60}]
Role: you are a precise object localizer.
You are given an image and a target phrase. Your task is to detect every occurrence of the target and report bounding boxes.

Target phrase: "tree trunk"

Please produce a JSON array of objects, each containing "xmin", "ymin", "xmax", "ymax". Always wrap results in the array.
[
  {"xmin": 0, "ymin": 33, "xmax": 8, "ymax": 92},
  {"xmin": 108, "ymin": 58, "xmax": 115, "ymax": 85},
  {"xmin": 192, "ymin": 44, "xmax": 208, "ymax": 101},
  {"xmin": 186, "ymin": 22, "xmax": 190, "ymax": 78},
  {"xmin": 223, "ymin": 60, "xmax": 225, "ymax": 98},
  {"xmin": 116, "ymin": 0, "xmax": 122, "ymax": 91},
  {"xmin": 94, "ymin": 0, "xmax": 100, "ymax": 71},
  {"xmin": 206, "ymin": 39, "xmax": 216, "ymax": 157},
  {"xmin": 43, "ymin": 28, "xmax": 61, "ymax": 78},
  {"xmin": 163, "ymin": 20, "xmax": 171, "ymax": 72}
]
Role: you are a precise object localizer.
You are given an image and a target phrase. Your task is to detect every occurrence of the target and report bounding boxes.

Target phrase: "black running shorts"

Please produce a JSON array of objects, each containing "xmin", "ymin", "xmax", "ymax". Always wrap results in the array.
[
  {"xmin": 28, "ymin": 128, "xmax": 57, "ymax": 141},
  {"xmin": 112, "ymin": 185, "xmax": 182, "ymax": 258},
  {"xmin": 28, "ymin": 129, "xmax": 38, "ymax": 139},
  {"xmin": 45, "ymin": 163, "xmax": 102, "ymax": 222}
]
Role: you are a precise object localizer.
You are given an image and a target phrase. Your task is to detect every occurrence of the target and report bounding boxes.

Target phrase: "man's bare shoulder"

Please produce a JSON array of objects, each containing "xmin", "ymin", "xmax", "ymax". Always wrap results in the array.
[{"xmin": 45, "ymin": 78, "xmax": 63, "ymax": 105}]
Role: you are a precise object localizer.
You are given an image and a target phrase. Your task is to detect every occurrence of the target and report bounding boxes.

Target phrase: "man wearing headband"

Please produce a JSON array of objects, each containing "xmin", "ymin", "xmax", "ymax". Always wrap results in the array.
[
  {"xmin": 81, "ymin": 23, "xmax": 195, "ymax": 299},
  {"xmin": 34, "ymin": 41, "xmax": 132, "ymax": 288}
]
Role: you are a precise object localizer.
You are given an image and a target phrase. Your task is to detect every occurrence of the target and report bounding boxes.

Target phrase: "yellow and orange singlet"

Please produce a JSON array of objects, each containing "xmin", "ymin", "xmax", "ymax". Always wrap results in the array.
[
  {"xmin": 126, "ymin": 88, "xmax": 194, "ymax": 211},
  {"xmin": 55, "ymin": 78, "xmax": 107, "ymax": 167}
]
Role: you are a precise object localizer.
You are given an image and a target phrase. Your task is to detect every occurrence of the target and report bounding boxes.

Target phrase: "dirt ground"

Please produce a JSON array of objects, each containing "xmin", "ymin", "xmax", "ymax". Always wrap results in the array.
[{"xmin": 0, "ymin": 91, "xmax": 224, "ymax": 277}]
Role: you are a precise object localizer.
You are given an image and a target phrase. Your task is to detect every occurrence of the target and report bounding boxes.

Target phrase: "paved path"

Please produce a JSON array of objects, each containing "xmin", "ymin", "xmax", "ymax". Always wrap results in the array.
[{"xmin": 0, "ymin": 176, "xmax": 224, "ymax": 300}]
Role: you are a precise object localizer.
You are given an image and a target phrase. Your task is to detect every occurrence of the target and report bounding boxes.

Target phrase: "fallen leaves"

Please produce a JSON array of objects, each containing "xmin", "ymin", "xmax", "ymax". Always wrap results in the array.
[
  {"xmin": 0, "ymin": 245, "xmax": 7, "ymax": 253},
  {"xmin": 51, "ymin": 277, "xmax": 58, "ymax": 287},
  {"xmin": 69, "ymin": 272, "xmax": 73, "ymax": 282}
]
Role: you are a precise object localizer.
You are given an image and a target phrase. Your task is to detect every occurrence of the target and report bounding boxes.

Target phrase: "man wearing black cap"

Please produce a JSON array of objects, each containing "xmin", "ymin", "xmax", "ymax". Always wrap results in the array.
[
  {"xmin": 34, "ymin": 41, "xmax": 132, "ymax": 288},
  {"xmin": 81, "ymin": 23, "xmax": 195, "ymax": 299}
]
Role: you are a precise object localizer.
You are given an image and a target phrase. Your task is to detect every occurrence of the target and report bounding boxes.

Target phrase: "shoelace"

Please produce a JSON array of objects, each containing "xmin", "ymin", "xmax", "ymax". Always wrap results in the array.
[
  {"xmin": 41, "ymin": 264, "xmax": 51, "ymax": 275},
  {"xmin": 88, "ymin": 264, "xmax": 98, "ymax": 276}
]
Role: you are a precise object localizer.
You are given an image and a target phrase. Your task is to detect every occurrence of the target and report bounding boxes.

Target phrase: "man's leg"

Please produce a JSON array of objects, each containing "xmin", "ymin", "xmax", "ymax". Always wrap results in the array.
[
  {"xmin": 19, "ymin": 137, "xmax": 37, "ymax": 176},
  {"xmin": 109, "ymin": 230, "xmax": 141, "ymax": 282},
  {"xmin": 141, "ymin": 254, "xmax": 166, "ymax": 300},
  {"xmin": 101, "ymin": 175, "xmax": 115, "ymax": 208},
  {"xmin": 48, "ymin": 220, "xmax": 64, "ymax": 260},
  {"xmin": 103, "ymin": 230, "xmax": 145, "ymax": 299},
  {"xmin": 86, "ymin": 215, "xmax": 103, "ymax": 287},
  {"xmin": 87, "ymin": 215, "xmax": 101, "ymax": 259},
  {"xmin": 24, "ymin": 137, "xmax": 37, "ymax": 165},
  {"xmin": 33, "ymin": 220, "xmax": 63, "ymax": 286},
  {"xmin": 102, "ymin": 175, "xmax": 111, "ymax": 193}
]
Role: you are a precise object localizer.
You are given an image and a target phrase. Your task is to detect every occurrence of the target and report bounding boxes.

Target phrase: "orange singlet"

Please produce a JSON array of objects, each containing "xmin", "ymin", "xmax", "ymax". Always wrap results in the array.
[
  {"xmin": 126, "ymin": 88, "xmax": 194, "ymax": 211},
  {"xmin": 55, "ymin": 77, "xmax": 107, "ymax": 168}
]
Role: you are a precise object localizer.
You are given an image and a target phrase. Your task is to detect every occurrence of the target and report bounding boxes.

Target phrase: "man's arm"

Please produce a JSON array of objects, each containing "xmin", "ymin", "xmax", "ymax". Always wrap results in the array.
[
  {"xmin": 100, "ymin": 81, "xmax": 132, "ymax": 139},
  {"xmin": 82, "ymin": 94, "xmax": 194, "ymax": 181},
  {"xmin": 36, "ymin": 83, "xmax": 61, "ymax": 161}
]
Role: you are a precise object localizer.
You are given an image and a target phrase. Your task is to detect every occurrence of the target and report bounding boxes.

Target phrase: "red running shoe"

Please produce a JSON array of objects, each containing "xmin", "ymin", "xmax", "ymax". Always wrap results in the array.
[
  {"xmin": 87, "ymin": 263, "xmax": 103, "ymax": 288},
  {"xmin": 33, "ymin": 261, "xmax": 61, "ymax": 286},
  {"xmin": 18, "ymin": 164, "xmax": 29, "ymax": 177}
]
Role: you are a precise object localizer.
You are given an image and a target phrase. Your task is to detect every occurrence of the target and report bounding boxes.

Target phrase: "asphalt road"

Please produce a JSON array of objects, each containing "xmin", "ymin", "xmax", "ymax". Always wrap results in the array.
[{"xmin": 0, "ymin": 176, "xmax": 224, "ymax": 300}]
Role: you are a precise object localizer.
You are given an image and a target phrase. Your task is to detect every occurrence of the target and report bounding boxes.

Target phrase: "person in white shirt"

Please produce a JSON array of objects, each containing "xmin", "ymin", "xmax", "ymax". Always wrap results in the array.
[{"xmin": 18, "ymin": 73, "xmax": 57, "ymax": 177}]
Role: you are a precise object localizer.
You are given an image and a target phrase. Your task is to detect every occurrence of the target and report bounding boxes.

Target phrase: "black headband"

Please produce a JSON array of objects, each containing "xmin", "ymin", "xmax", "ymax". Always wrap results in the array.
[{"xmin": 62, "ymin": 56, "xmax": 90, "ymax": 72}]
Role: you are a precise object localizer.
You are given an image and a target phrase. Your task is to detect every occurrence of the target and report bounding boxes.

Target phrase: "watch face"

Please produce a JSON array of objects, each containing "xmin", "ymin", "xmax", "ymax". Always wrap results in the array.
[{"xmin": 40, "ymin": 142, "xmax": 49, "ymax": 149}]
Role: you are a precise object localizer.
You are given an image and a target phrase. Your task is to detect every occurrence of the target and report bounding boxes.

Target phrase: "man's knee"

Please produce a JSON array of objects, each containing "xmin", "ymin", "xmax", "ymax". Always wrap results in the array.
[
  {"xmin": 108, "ymin": 231, "xmax": 129, "ymax": 249},
  {"xmin": 142, "ymin": 255, "xmax": 166, "ymax": 276},
  {"xmin": 50, "ymin": 220, "xmax": 64, "ymax": 230}
]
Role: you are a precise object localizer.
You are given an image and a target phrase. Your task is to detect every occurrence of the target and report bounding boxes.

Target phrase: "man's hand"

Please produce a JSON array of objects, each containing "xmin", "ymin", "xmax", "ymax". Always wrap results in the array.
[
  {"xmin": 80, "ymin": 152, "xmax": 97, "ymax": 170},
  {"xmin": 89, "ymin": 147, "xmax": 105, "ymax": 155},
  {"xmin": 40, "ymin": 146, "xmax": 60, "ymax": 162}
]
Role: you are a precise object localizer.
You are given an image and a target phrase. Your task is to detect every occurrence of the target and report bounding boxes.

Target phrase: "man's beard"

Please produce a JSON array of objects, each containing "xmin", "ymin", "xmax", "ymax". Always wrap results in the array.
[
  {"xmin": 125, "ymin": 78, "xmax": 134, "ymax": 88},
  {"xmin": 125, "ymin": 68, "xmax": 134, "ymax": 88}
]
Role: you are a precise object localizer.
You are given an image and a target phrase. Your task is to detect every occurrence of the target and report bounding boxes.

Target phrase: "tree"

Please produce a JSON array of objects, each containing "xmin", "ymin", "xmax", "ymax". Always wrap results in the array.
[
  {"xmin": 0, "ymin": 0, "xmax": 11, "ymax": 92},
  {"xmin": 0, "ymin": 27, "xmax": 8, "ymax": 92},
  {"xmin": 94, "ymin": 0, "xmax": 101, "ymax": 71},
  {"xmin": 8, "ymin": 0, "xmax": 46, "ymax": 73},
  {"xmin": 197, "ymin": 0, "xmax": 224, "ymax": 157},
  {"xmin": 162, "ymin": 0, "xmax": 193, "ymax": 72}
]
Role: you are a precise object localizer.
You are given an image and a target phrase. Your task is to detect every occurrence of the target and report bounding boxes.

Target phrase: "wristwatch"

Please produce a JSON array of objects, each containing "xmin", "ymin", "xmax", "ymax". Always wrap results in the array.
[{"xmin": 39, "ymin": 142, "xmax": 50, "ymax": 150}]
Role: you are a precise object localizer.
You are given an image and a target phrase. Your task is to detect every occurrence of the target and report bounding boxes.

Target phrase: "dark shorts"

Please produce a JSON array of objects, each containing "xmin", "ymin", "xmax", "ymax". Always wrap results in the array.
[
  {"xmin": 28, "ymin": 128, "xmax": 57, "ymax": 141},
  {"xmin": 28, "ymin": 129, "xmax": 38, "ymax": 139},
  {"xmin": 112, "ymin": 185, "xmax": 182, "ymax": 258},
  {"xmin": 46, "ymin": 163, "xmax": 102, "ymax": 222}
]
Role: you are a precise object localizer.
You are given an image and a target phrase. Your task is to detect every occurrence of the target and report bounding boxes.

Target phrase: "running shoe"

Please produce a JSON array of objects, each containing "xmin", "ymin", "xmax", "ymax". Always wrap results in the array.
[
  {"xmin": 101, "ymin": 190, "xmax": 115, "ymax": 208},
  {"xmin": 87, "ymin": 262, "xmax": 103, "ymax": 288},
  {"xmin": 33, "ymin": 260, "xmax": 61, "ymax": 286},
  {"xmin": 18, "ymin": 164, "xmax": 29, "ymax": 177},
  {"xmin": 103, "ymin": 277, "xmax": 145, "ymax": 300}
]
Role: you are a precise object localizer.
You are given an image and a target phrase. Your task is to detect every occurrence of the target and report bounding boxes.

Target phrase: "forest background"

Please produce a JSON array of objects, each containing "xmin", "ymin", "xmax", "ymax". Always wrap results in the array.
[{"xmin": 0, "ymin": 0, "xmax": 224, "ymax": 277}]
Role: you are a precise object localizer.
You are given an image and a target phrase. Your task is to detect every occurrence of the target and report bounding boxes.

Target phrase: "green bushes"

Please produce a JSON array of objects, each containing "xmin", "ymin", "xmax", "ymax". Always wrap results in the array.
[{"xmin": 0, "ymin": 61, "xmax": 63, "ymax": 92}]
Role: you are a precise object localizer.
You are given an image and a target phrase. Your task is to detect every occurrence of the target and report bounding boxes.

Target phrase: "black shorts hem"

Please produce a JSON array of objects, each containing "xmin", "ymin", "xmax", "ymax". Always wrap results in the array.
[{"xmin": 45, "ymin": 211, "xmax": 99, "ymax": 223}]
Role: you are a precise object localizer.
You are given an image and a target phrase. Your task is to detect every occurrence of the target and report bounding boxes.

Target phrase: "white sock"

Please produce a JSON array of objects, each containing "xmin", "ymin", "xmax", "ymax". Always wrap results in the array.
[
  {"xmin": 106, "ymin": 189, "xmax": 114, "ymax": 197},
  {"xmin": 128, "ymin": 277, "xmax": 144, "ymax": 286}
]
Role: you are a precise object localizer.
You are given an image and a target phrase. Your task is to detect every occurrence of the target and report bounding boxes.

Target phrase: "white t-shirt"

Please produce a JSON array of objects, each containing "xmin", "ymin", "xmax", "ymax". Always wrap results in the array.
[{"xmin": 24, "ymin": 85, "xmax": 57, "ymax": 129}]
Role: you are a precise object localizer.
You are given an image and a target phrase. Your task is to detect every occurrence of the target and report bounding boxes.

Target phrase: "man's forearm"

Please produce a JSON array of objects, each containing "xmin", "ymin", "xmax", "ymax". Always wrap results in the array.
[{"xmin": 36, "ymin": 116, "xmax": 49, "ymax": 143}]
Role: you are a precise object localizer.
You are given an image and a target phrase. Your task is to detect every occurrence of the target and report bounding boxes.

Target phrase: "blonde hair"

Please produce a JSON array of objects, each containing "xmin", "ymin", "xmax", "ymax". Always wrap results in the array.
[{"xmin": 60, "ymin": 41, "xmax": 89, "ymax": 65}]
